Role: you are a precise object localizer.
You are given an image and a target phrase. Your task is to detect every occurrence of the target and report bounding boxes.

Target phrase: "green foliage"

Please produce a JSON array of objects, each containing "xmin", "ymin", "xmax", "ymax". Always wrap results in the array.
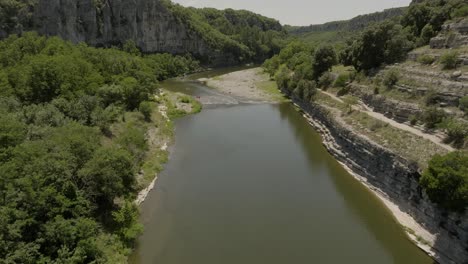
[
  {"xmin": 452, "ymin": 4, "xmax": 468, "ymax": 18},
  {"xmin": 420, "ymin": 24, "xmax": 435, "ymax": 44},
  {"xmin": 441, "ymin": 119, "xmax": 468, "ymax": 148},
  {"xmin": 459, "ymin": 96, "xmax": 468, "ymax": 113},
  {"xmin": 139, "ymin": 101, "xmax": 152, "ymax": 122},
  {"xmin": 334, "ymin": 73, "xmax": 350, "ymax": 88},
  {"xmin": 340, "ymin": 21, "xmax": 414, "ymax": 71},
  {"xmin": 318, "ymin": 72, "xmax": 335, "ymax": 89},
  {"xmin": 313, "ymin": 45, "xmax": 337, "ymax": 80},
  {"xmin": 440, "ymin": 51, "xmax": 459, "ymax": 69},
  {"xmin": 0, "ymin": 34, "xmax": 199, "ymax": 262},
  {"xmin": 382, "ymin": 69, "xmax": 400, "ymax": 89},
  {"xmin": 420, "ymin": 152, "xmax": 468, "ymax": 212},
  {"xmin": 161, "ymin": 0, "xmax": 285, "ymax": 63},
  {"xmin": 418, "ymin": 54, "xmax": 436, "ymax": 65},
  {"xmin": 422, "ymin": 107, "xmax": 447, "ymax": 129}
]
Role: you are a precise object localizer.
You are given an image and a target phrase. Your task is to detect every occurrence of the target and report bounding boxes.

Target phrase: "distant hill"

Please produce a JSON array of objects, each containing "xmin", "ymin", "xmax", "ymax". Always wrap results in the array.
[
  {"xmin": 285, "ymin": 7, "xmax": 407, "ymax": 46},
  {"xmin": 287, "ymin": 7, "xmax": 406, "ymax": 34}
]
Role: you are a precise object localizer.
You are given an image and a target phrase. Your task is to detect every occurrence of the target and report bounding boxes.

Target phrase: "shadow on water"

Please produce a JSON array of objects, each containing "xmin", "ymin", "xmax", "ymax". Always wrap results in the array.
[{"xmin": 275, "ymin": 103, "xmax": 435, "ymax": 264}]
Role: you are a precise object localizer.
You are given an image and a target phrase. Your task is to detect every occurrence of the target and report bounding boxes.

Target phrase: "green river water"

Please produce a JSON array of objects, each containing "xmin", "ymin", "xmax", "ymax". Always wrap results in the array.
[{"xmin": 130, "ymin": 69, "xmax": 433, "ymax": 264}]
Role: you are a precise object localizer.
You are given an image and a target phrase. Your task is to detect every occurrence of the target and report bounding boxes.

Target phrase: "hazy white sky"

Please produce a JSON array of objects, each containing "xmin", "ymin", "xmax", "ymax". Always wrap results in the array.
[{"xmin": 172, "ymin": 0, "xmax": 412, "ymax": 26}]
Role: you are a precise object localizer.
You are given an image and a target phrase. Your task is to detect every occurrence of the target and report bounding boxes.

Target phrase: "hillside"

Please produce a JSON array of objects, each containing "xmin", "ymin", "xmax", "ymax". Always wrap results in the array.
[
  {"xmin": 285, "ymin": 7, "xmax": 406, "ymax": 45},
  {"xmin": 0, "ymin": 0, "xmax": 285, "ymax": 65},
  {"xmin": 264, "ymin": 0, "xmax": 468, "ymax": 262}
]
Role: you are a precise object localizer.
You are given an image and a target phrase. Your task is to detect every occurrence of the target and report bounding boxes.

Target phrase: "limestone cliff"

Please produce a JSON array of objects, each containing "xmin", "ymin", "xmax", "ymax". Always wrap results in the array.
[
  {"xmin": 0, "ymin": 0, "xmax": 256, "ymax": 65},
  {"xmin": 287, "ymin": 92, "xmax": 468, "ymax": 264}
]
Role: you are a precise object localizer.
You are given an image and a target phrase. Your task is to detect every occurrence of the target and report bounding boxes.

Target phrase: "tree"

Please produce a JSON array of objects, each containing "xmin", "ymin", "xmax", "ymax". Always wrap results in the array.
[
  {"xmin": 340, "ymin": 21, "xmax": 413, "ymax": 71},
  {"xmin": 420, "ymin": 24, "xmax": 435, "ymax": 44},
  {"xmin": 420, "ymin": 152, "xmax": 468, "ymax": 212},
  {"xmin": 312, "ymin": 45, "xmax": 337, "ymax": 80},
  {"xmin": 78, "ymin": 147, "xmax": 135, "ymax": 211},
  {"xmin": 139, "ymin": 101, "xmax": 152, "ymax": 122}
]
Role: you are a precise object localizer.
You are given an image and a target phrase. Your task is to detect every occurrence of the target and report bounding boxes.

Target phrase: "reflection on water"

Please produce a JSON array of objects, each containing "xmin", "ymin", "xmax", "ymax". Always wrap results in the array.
[{"xmin": 129, "ymin": 75, "xmax": 433, "ymax": 264}]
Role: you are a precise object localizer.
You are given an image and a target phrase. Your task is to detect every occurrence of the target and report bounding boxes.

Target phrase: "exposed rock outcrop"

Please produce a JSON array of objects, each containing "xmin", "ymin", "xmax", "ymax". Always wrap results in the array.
[
  {"xmin": 1, "ymin": 0, "xmax": 240, "ymax": 65},
  {"xmin": 287, "ymin": 91, "xmax": 468, "ymax": 264},
  {"xmin": 430, "ymin": 18, "xmax": 468, "ymax": 49},
  {"xmin": 350, "ymin": 84, "xmax": 423, "ymax": 122}
]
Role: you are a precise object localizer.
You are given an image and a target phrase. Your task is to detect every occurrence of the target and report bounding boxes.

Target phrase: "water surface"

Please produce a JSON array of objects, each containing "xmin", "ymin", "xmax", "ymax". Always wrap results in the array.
[{"xmin": 130, "ymin": 74, "xmax": 433, "ymax": 264}]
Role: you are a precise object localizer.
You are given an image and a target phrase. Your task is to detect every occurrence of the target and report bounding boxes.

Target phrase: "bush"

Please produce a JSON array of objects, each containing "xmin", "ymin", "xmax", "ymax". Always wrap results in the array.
[
  {"xmin": 442, "ymin": 119, "xmax": 468, "ymax": 148},
  {"xmin": 440, "ymin": 51, "xmax": 459, "ymax": 69},
  {"xmin": 452, "ymin": 5, "xmax": 468, "ymax": 18},
  {"xmin": 422, "ymin": 107, "xmax": 446, "ymax": 129},
  {"xmin": 420, "ymin": 152, "xmax": 468, "ymax": 212},
  {"xmin": 318, "ymin": 72, "xmax": 335, "ymax": 90},
  {"xmin": 424, "ymin": 89, "xmax": 439, "ymax": 106},
  {"xmin": 409, "ymin": 115, "xmax": 418, "ymax": 126},
  {"xmin": 459, "ymin": 96, "xmax": 468, "ymax": 113},
  {"xmin": 334, "ymin": 73, "xmax": 349, "ymax": 88},
  {"xmin": 382, "ymin": 69, "xmax": 399, "ymax": 89},
  {"xmin": 417, "ymin": 54, "xmax": 436, "ymax": 65},
  {"xmin": 139, "ymin": 101, "xmax": 152, "ymax": 122}
]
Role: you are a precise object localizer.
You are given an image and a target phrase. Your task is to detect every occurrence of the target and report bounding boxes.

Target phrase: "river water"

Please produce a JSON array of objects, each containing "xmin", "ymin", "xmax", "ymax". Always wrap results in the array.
[{"xmin": 130, "ymin": 69, "xmax": 433, "ymax": 264}]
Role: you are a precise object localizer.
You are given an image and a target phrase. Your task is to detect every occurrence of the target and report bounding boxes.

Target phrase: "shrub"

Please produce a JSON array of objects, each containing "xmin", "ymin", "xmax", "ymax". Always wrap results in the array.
[
  {"xmin": 373, "ymin": 86, "xmax": 380, "ymax": 95},
  {"xmin": 417, "ymin": 54, "xmax": 435, "ymax": 65},
  {"xmin": 382, "ymin": 69, "xmax": 399, "ymax": 89},
  {"xmin": 139, "ymin": 101, "xmax": 152, "ymax": 122},
  {"xmin": 420, "ymin": 152, "xmax": 468, "ymax": 212},
  {"xmin": 334, "ymin": 73, "xmax": 349, "ymax": 88},
  {"xmin": 459, "ymin": 96, "xmax": 468, "ymax": 113},
  {"xmin": 422, "ymin": 107, "xmax": 446, "ymax": 129},
  {"xmin": 442, "ymin": 119, "xmax": 468, "ymax": 148},
  {"xmin": 424, "ymin": 89, "xmax": 439, "ymax": 106},
  {"xmin": 318, "ymin": 72, "xmax": 335, "ymax": 90},
  {"xmin": 440, "ymin": 51, "xmax": 459, "ymax": 69},
  {"xmin": 452, "ymin": 5, "xmax": 468, "ymax": 18},
  {"xmin": 409, "ymin": 115, "xmax": 418, "ymax": 126}
]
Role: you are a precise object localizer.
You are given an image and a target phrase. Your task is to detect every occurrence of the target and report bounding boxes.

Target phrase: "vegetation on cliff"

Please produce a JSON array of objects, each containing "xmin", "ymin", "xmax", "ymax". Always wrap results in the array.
[
  {"xmin": 421, "ymin": 152, "xmax": 468, "ymax": 212},
  {"xmin": 0, "ymin": 33, "xmax": 199, "ymax": 262},
  {"xmin": 264, "ymin": 0, "xmax": 468, "ymax": 212},
  {"xmin": 161, "ymin": 0, "xmax": 286, "ymax": 63}
]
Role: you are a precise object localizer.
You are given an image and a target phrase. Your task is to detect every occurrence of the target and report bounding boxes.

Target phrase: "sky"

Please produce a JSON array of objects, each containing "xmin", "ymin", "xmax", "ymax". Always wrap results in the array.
[{"xmin": 172, "ymin": 0, "xmax": 412, "ymax": 26}]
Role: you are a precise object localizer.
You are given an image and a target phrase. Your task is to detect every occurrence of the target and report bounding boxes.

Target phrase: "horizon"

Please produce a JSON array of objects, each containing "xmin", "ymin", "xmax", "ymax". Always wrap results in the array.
[{"xmin": 171, "ymin": 0, "xmax": 412, "ymax": 26}]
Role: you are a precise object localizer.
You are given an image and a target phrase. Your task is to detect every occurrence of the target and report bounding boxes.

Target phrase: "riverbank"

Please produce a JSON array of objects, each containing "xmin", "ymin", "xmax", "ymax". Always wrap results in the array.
[
  {"xmin": 202, "ymin": 67, "xmax": 466, "ymax": 263},
  {"xmin": 290, "ymin": 97, "xmax": 468, "ymax": 264},
  {"xmin": 199, "ymin": 68, "xmax": 287, "ymax": 103},
  {"xmin": 135, "ymin": 91, "xmax": 202, "ymax": 206}
]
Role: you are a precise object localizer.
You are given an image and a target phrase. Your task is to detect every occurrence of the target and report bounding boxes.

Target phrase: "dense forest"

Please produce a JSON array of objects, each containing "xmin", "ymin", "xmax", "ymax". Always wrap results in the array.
[
  {"xmin": 0, "ymin": 33, "xmax": 199, "ymax": 263},
  {"xmin": 264, "ymin": 0, "xmax": 468, "ymax": 212}
]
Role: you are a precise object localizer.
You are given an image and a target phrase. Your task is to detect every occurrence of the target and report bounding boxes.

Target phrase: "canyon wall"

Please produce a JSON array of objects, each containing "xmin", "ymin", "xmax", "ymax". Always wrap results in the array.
[
  {"xmin": 288, "ymin": 93, "xmax": 468, "ymax": 264},
  {"xmin": 1, "ymin": 0, "xmax": 236, "ymax": 65}
]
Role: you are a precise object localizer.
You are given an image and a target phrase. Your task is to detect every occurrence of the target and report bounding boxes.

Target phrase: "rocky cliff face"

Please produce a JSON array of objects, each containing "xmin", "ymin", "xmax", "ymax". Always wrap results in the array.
[
  {"xmin": 288, "ymin": 92, "xmax": 468, "ymax": 264},
  {"xmin": 1, "ymin": 0, "xmax": 236, "ymax": 65},
  {"xmin": 431, "ymin": 18, "xmax": 468, "ymax": 49}
]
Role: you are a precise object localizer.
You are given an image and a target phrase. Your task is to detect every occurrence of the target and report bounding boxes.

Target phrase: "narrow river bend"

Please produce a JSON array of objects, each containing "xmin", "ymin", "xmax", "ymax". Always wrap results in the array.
[{"xmin": 130, "ymin": 71, "xmax": 433, "ymax": 264}]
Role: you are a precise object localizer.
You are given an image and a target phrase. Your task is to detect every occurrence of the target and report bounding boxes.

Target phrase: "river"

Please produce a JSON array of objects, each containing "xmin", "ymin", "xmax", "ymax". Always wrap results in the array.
[{"xmin": 129, "ymin": 69, "xmax": 434, "ymax": 264}]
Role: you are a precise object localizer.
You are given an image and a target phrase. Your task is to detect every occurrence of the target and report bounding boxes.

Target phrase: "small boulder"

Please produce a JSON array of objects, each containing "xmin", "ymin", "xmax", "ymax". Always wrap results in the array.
[{"xmin": 451, "ymin": 71, "xmax": 462, "ymax": 79}]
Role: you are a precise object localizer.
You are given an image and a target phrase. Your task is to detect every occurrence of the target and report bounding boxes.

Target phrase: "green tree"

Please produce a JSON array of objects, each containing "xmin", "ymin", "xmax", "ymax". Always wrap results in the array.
[
  {"xmin": 78, "ymin": 147, "xmax": 135, "ymax": 211},
  {"xmin": 420, "ymin": 152, "xmax": 468, "ymax": 212},
  {"xmin": 420, "ymin": 24, "xmax": 435, "ymax": 44},
  {"xmin": 312, "ymin": 45, "xmax": 337, "ymax": 80},
  {"xmin": 139, "ymin": 101, "xmax": 153, "ymax": 122}
]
